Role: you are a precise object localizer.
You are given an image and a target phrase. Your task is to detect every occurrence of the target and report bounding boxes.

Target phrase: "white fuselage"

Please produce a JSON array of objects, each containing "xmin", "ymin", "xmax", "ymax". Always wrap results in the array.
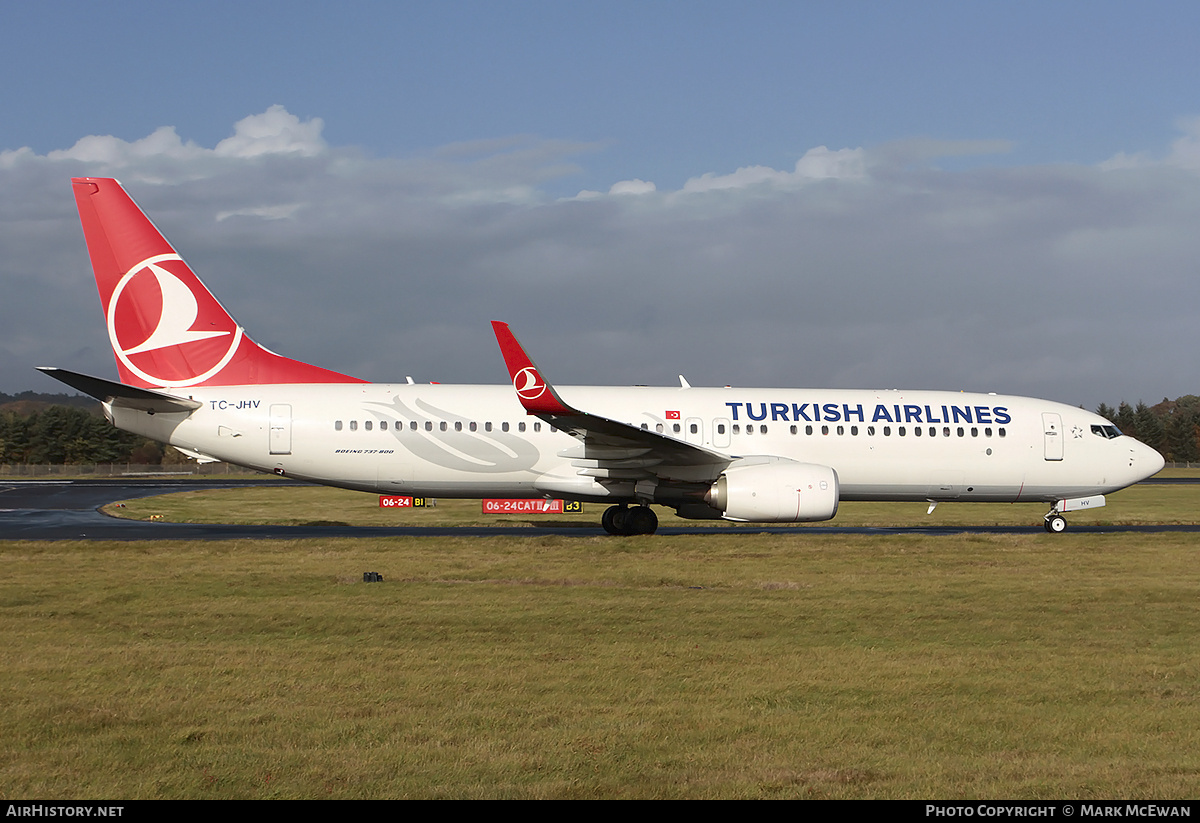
[{"xmin": 107, "ymin": 382, "xmax": 1164, "ymax": 511}]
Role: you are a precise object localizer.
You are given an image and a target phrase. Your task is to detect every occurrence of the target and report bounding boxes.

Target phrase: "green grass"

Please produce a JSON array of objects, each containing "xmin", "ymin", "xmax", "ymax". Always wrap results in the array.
[{"xmin": 3, "ymin": 532, "xmax": 1200, "ymax": 798}]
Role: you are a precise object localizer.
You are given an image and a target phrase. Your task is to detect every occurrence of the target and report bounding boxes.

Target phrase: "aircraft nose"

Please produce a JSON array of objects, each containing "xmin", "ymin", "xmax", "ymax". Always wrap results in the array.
[{"xmin": 1134, "ymin": 440, "xmax": 1166, "ymax": 481}]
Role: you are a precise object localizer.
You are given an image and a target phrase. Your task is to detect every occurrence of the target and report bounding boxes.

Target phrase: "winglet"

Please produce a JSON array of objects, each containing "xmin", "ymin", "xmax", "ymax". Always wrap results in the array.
[{"xmin": 491, "ymin": 321, "xmax": 575, "ymax": 416}]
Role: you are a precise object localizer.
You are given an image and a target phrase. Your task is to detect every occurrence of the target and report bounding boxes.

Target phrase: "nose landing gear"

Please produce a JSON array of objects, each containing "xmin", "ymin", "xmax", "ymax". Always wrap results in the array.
[{"xmin": 1043, "ymin": 512, "xmax": 1068, "ymax": 533}]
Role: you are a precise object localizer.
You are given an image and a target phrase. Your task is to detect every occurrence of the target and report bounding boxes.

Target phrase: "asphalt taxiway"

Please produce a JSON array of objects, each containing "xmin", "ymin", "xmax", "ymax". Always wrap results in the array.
[{"xmin": 1, "ymin": 477, "xmax": 1196, "ymax": 540}]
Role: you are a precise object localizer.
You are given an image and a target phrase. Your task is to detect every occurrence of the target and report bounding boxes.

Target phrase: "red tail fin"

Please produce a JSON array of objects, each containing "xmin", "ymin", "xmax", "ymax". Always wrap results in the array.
[{"xmin": 71, "ymin": 177, "xmax": 365, "ymax": 388}]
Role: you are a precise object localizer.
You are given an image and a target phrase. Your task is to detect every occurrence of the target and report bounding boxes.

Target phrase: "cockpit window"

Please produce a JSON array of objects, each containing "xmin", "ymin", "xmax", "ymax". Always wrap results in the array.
[{"xmin": 1091, "ymin": 424, "xmax": 1122, "ymax": 440}]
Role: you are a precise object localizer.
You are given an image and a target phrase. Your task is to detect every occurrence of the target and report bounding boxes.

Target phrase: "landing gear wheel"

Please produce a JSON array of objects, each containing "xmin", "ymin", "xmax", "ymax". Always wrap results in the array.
[
  {"xmin": 601, "ymin": 505, "xmax": 658, "ymax": 535},
  {"xmin": 602, "ymin": 505, "xmax": 624, "ymax": 535},
  {"xmin": 625, "ymin": 505, "xmax": 659, "ymax": 536},
  {"xmin": 1044, "ymin": 514, "xmax": 1067, "ymax": 533}
]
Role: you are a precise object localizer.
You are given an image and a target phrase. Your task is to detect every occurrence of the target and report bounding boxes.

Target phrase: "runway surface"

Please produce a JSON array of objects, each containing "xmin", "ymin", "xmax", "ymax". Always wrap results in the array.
[{"xmin": 1, "ymin": 477, "xmax": 1197, "ymax": 540}]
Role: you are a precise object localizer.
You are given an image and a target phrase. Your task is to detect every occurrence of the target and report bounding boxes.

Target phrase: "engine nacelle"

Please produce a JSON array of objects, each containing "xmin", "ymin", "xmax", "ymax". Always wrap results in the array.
[{"xmin": 705, "ymin": 460, "xmax": 839, "ymax": 522}]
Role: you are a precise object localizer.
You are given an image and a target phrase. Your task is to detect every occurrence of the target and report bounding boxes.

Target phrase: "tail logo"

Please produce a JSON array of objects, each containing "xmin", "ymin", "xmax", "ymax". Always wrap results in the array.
[
  {"xmin": 514, "ymin": 366, "xmax": 547, "ymax": 400},
  {"xmin": 107, "ymin": 254, "xmax": 243, "ymax": 387}
]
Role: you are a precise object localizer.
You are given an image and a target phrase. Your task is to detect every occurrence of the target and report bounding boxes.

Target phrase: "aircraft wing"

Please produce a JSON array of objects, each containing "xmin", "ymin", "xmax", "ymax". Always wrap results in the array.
[
  {"xmin": 491, "ymin": 322, "xmax": 731, "ymax": 468},
  {"xmin": 37, "ymin": 367, "xmax": 203, "ymax": 414}
]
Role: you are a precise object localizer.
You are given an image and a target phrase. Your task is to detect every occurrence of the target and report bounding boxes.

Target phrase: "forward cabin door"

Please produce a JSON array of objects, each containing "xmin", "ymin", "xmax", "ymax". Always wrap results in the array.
[
  {"xmin": 269, "ymin": 404, "xmax": 292, "ymax": 455},
  {"xmin": 1042, "ymin": 412, "xmax": 1063, "ymax": 461}
]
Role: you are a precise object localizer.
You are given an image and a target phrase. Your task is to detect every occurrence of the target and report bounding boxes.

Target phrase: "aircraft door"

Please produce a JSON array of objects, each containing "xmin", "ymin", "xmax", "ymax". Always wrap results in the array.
[
  {"xmin": 1042, "ymin": 412, "xmax": 1063, "ymax": 461},
  {"xmin": 269, "ymin": 404, "xmax": 292, "ymax": 455},
  {"xmin": 713, "ymin": 418, "xmax": 731, "ymax": 449}
]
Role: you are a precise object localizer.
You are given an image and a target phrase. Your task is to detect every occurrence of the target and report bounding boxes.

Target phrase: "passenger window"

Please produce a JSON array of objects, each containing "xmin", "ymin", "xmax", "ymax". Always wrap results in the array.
[
  {"xmin": 519, "ymin": 422, "xmax": 526, "ymax": 433},
  {"xmin": 454, "ymin": 421, "xmax": 462, "ymax": 432},
  {"xmin": 502, "ymin": 422, "xmax": 510, "ymax": 432},
  {"xmin": 534, "ymin": 423, "xmax": 541, "ymax": 432},
  {"xmin": 836, "ymin": 425, "xmax": 844, "ymax": 435},
  {"xmin": 690, "ymin": 423, "xmax": 698, "ymax": 434},
  {"xmin": 805, "ymin": 425, "xmax": 813, "ymax": 435},
  {"xmin": 673, "ymin": 423, "xmax": 681, "ymax": 433},
  {"xmin": 350, "ymin": 420, "xmax": 358, "ymax": 431},
  {"xmin": 364, "ymin": 420, "xmax": 373, "ymax": 431},
  {"xmin": 717, "ymin": 424, "xmax": 726, "ymax": 434},
  {"xmin": 335, "ymin": 420, "xmax": 343, "ymax": 431}
]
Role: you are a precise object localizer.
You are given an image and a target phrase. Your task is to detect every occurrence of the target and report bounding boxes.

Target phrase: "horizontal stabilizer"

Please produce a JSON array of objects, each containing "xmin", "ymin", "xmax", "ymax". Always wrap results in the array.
[{"xmin": 36, "ymin": 367, "xmax": 203, "ymax": 414}]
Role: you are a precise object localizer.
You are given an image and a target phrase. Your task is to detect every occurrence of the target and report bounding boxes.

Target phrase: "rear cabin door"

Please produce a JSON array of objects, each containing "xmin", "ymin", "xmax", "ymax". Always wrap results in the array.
[{"xmin": 269, "ymin": 404, "xmax": 292, "ymax": 455}]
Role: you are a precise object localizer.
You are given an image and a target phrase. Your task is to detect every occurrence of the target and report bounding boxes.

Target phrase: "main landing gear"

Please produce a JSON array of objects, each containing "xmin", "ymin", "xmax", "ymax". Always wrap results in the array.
[{"xmin": 602, "ymin": 504, "xmax": 659, "ymax": 536}]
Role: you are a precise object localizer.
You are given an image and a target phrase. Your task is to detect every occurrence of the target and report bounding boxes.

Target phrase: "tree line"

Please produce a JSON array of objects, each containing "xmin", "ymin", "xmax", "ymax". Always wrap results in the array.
[
  {"xmin": 0, "ymin": 400, "xmax": 168, "ymax": 465},
  {"xmin": 1097, "ymin": 395, "xmax": 1200, "ymax": 463}
]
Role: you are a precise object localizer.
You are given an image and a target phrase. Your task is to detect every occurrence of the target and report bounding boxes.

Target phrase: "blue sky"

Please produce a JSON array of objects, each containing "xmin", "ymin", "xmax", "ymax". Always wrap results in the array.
[
  {"xmin": 2, "ymin": 1, "xmax": 1199, "ymax": 407},
  {"xmin": 7, "ymin": 1, "xmax": 1200, "ymax": 182}
]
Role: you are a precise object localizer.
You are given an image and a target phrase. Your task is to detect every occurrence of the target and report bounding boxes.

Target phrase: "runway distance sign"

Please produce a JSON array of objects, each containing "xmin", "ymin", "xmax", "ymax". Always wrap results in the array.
[
  {"xmin": 483, "ymin": 499, "xmax": 582, "ymax": 514},
  {"xmin": 379, "ymin": 496, "xmax": 434, "ymax": 508}
]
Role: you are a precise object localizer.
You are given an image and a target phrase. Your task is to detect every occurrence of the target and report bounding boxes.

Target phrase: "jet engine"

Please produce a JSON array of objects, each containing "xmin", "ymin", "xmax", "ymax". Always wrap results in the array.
[{"xmin": 704, "ymin": 459, "xmax": 839, "ymax": 522}]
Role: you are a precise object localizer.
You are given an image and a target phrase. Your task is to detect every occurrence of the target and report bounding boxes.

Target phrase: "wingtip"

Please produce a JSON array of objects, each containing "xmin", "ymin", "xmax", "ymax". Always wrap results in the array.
[{"xmin": 490, "ymin": 322, "xmax": 574, "ymax": 416}]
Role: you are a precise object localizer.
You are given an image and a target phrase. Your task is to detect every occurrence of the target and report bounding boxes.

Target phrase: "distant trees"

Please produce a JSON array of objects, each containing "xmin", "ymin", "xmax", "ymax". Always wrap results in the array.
[
  {"xmin": 0, "ymin": 402, "xmax": 164, "ymax": 465},
  {"xmin": 1096, "ymin": 395, "xmax": 1200, "ymax": 463}
]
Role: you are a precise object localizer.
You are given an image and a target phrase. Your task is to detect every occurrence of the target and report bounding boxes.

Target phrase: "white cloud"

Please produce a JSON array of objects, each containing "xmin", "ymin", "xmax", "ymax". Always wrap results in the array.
[
  {"xmin": 681, "ymin": 146, "xmax": 866, "ymax": 193},
  {"xmin": 213, "ymin": 105, "xmax": 327, "ymax": 158},
  {"xmin": 215, "ymin": 203, "xmax": 305, "ymax": 222},
  {"xmin": 0, "ymin": 105, "xmax": 327, "ymax": 177},
  {"xmin": 609, "ymin": 178, "xmax": 657, "ymax": 195},
  {"xmin": 45, "ymin": 125, "xmax": 206, "ymax": 166},
  {"xmin": 1166, "ymin": 116, "xmax": 1200, "ymax": 170},
  {"xmin": 1100, "ymin": 117, "xmax": 1200, "ymax": 172}
]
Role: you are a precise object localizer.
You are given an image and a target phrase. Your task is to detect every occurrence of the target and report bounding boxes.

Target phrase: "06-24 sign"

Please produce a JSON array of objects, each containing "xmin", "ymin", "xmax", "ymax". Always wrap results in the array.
[{"xmin": 378, "ymin": 496, "xmax": 433, "ymax": 508}]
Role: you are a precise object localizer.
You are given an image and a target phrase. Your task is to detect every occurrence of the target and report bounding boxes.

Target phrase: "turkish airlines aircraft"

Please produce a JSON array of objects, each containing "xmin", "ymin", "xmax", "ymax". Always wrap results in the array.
[{"xmin": 41, "ymin": 177, "xmax": 1164, "ymax": 535}]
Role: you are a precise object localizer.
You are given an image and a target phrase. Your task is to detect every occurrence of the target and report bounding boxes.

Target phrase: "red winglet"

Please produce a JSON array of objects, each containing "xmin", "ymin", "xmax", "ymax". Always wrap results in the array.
[{"xmin": 491, "ymin": 321, "xmax": 574, "ymax": 415}]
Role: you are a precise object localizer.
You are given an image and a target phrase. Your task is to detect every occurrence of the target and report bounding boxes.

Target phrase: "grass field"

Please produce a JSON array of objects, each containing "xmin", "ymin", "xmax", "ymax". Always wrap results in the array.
[{"xmin": 3, "ymin": 477, "xmax": 1199, "ymax": 798}]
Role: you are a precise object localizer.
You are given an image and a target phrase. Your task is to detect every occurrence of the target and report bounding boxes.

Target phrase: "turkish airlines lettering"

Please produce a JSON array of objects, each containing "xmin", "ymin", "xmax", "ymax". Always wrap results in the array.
[{"xmin": 41, "ymin": 178, "xmax": 1164, "ymax": 535}]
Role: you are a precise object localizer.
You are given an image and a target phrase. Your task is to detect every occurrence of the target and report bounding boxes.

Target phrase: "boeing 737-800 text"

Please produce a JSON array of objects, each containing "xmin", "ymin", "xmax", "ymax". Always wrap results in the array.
[{"xmin": 40, "ymin": 177, "xmax": 1164, "ymax": 535}]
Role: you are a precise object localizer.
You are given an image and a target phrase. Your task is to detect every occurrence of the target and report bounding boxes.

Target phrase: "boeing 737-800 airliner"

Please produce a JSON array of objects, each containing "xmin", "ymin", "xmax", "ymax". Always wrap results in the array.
[{"xmin": 41, "ymin": 178, "xmax": 1164, "ymax": 535}]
